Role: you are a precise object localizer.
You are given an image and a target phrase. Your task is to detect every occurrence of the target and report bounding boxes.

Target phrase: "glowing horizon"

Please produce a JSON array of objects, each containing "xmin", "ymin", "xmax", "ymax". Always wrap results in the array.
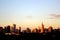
[{"xmin": 0, "ymin": 0, "xmax": 60, "ymax": 30}]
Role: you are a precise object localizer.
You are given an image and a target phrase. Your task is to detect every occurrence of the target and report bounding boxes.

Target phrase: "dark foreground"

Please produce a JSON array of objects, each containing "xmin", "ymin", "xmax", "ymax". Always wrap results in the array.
[{"xmin": 0, "ymin": 32, "xmax": 60, "ymax": 40}]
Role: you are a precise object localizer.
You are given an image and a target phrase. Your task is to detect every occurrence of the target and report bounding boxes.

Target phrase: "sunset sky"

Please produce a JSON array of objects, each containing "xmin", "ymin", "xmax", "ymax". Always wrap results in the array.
[{"xmin": 0, "ymin": 0, "xmax": 60, "ymax": 30}]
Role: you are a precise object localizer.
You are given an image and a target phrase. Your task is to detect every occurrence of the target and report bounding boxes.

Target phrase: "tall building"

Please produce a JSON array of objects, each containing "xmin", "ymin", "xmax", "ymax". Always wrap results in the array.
[
  {"xmin": 48, "ymin": 26, "xmax": 53, "ymax": 32},
  {"xmin": 32, "ymin": 28, "xmax": 36, "ymax": 33},
  {"xmin": 26, "ymin": 27, "xmax": 31, "ymax": 33},
  {"xmin": 32, "ymin": 28, "xmax": 38, "ymax": 33},
  {"xmin": 6, "ymin": 25, "xmax": 10, "ymax": 33},
  {"xmin": 19, "ymin": 27, "xmax": 21, "ymax": 34},
  {"xmin": 58, "ymin": 27, "xmax": 60, "ymax": 32},
  {"xmin": 41, "ymin": 22, "xmax": 44, "ymax": 33},
  {"xmin": 0, "ymin": 27, "xmax": 3, "ymax": 33},
  {"xmin": 38, "ymin": 26, "xmax": 41, "ymax": 33},
  {"xmin": 44, "ymin": 28, "xmax": 48, "ymax": 33},
  {"xmin": 22, "ymin": 30, "xmax": 27, "ymax": 33},
  {"xmin": 3, "ymin": 27, "xmax": 7, "ymax": 33},
  {"xmin": 13, "ymin": 24, "xmax": 16, "ymax": 33},
  {"xmin": 10, "ymin": 27, "xmax": 14, "ymax": 33}
]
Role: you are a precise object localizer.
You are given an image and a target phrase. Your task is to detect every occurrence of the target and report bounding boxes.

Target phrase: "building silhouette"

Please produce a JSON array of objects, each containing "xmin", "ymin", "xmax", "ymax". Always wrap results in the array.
[
  {"xmin": 48, "ymin": 26, "xmax": 53, "ymax": 32},
  {"xmin": 26, "ymin": 27, "xmax": 31, "ymax": 33},
  {"xmin": 41, "ymin": 22, "xmax": 44, "ymax": 33},
  {"xmin": 32, "ymin": 28, "xmax": 39, "ymax": 33},
  {"xmin": 0, "ymin": 27, "xmax": 3, "ymax": 33},
  {"xmin": 13, "ymin": 24, "xmax": 16, "ymax": 33},
  {"xmin": 3, "ymin": 27, "xmax": 7, "ymax": 33},
  {"xmin": 38, "ymin": 26, "xmax": 41, "ymax": 33},
  {"xmin": 6, "ymin": 25, "xmax": 10, "ymax": 33},
  {"xmin": 19, "ymin": 27, "xmax": 21, "ymax": 34},
  {"xmin": 44, "ymin": 28, "xmax": 48, "ymax": 33},
  {"xmin": 22, "ymin": 30, "xmax": 27, "ymax": 33}
]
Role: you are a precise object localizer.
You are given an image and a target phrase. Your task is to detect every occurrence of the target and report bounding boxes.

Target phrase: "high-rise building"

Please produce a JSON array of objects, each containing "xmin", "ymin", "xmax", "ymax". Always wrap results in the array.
[
  {"xmin": 41, "ymin": 22, "xmax": 44, "ymax": 33},
  {"xmin": 32, "ymin": 28, "xmax": 36, "ymax": 33},
  {"xmin": 10, "ymin": 27, "xmax": 14, "ymax": 33},
  {"xmin": 19, "ymin": 27, "xmax": 21, "ymax": 34},
  {"xmin": 13, "ymin": 24, "xmax": 16, "ymax": 33},
  {"xmin": 3, "ymin": 27, "xmax": 7, "ymax": 33},
  {"xmin": 26, "ymin": 27, "xmax": 31, "ymax": 33},
  {"xmin": 22, "ymin": 30, "xmax": 27, "ymax": 33},
  {"xmin": 58, "ymin": 27, "xmax": 60, "ymax": 32},
  {"xmin": 44, "ymin": 28, "xmax": 48, "ymax": 33},
  {"xmin": 48, "ymin": 26, "xmax": 53, "ymax": 32},
  {"xmin": 0, "ymin": 27, "xmax": 3, "ymax": 33},
  {"xmin": 6, "ymin": 25, "xmax": 10, "ymax": 33},
  {"xmin": 32, "ymin": 28, "xmax": 38, "ymax": 33},
  {"xmin": 38, "ymin": 26, "xmax": 41, "ymax": 33}
]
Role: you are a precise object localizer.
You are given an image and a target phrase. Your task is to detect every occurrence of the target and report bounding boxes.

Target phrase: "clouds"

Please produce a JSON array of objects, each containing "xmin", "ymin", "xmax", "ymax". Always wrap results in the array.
[
  {"xmin": 26, "ymin": 16, "xmax": 32, "ymax": 18},
  {"xmin": 50, "ymin": 14, "xmax": 60, "ymax": 17},
  {"xmin": 49, "ymin": 14, "xmax": 60, "ymax": 19}
]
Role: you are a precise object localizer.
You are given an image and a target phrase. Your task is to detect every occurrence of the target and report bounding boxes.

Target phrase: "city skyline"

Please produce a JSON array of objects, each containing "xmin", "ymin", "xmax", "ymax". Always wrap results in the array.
[
  {"xmin": 0, "ymin": 23, "xmax": 59, "ymax": 30},
  {"xmin": 0, "ymin": 0, "xmax": 60, "ymax": 29}
]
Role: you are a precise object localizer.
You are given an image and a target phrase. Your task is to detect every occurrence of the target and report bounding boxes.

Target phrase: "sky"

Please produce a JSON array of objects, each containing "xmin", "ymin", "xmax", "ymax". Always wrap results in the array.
[{"xmin": 0, "ymin": 0, "xmax": 60, "ymax": 30}]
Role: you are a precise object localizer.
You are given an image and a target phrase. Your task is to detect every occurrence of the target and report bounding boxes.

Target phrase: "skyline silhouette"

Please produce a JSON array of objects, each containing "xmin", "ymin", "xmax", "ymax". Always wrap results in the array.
[
  {"xmin": 0, "ymin": 23, "xmax": 60, "ymax": 40},
  {"xmin": 0, "ymin": 0, "xmax": 60, "ymax": 40},
  {"xmin": 0, "ymin": 23, "xmax": 60, "ymax": 35},
  {"xmin": 0, "ymin": 23, "xmax": 60, "ymax": 32},
  {"xmin": 0, "ymin": 22, "xmax": 60, "ymax": 30}
]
